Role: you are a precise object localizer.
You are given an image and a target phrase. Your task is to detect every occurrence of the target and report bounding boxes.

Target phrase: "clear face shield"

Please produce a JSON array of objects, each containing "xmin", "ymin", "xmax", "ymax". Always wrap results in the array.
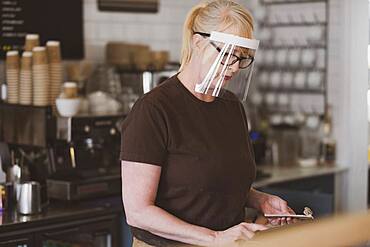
[{"xmin": 194, "ymin": 31, "xmax": 259, "ymax": 102}]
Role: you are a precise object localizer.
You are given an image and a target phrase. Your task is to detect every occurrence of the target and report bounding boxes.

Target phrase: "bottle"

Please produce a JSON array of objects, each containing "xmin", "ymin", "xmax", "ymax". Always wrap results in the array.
[
  {"xmin": 0, "ymin": 184, "xmax": 4, "ymax": 212},
  {"xmin": 319, "ymin": 105, "xmax": 336, "ymax": 165}
]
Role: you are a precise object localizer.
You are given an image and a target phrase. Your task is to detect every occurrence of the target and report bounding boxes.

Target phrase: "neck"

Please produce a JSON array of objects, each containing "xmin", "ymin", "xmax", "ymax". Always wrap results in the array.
[{"xmin": 178, "ymin": 63, "xmax": 215, "ymax": 103}]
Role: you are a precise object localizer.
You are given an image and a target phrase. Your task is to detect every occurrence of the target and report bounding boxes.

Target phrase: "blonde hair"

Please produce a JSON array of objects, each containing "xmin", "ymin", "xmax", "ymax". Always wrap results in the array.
[{"xmin": 179, "ymin": 0, "xmax": 254, "ymax": 71}]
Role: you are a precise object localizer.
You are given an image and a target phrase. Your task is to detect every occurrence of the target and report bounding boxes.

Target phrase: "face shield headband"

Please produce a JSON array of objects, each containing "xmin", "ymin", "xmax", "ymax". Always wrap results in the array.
[{"xmin": 194, "ymin": 31, "xmax": 260, "ymax": 101}]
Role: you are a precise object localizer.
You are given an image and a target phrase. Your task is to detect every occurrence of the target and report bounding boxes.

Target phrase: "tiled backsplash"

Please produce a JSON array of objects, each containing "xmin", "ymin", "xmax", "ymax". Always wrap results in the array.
[
  {"xmin": 83, "ymin": 0, "xmax": 200, "ymax": 63},
  {"xmin": 0, "ymin": 1, "xmax": 248, "ymax": 86}
]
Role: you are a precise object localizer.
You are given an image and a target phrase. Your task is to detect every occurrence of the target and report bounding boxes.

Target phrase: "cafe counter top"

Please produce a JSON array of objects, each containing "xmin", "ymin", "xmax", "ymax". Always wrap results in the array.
[
  {"xmin": 254, "ymin": 164, "xmax": 348, "ymax": 188},
  {"xmin": 0, "ymin": 196, "xmax": 123, "ymax": 236}
]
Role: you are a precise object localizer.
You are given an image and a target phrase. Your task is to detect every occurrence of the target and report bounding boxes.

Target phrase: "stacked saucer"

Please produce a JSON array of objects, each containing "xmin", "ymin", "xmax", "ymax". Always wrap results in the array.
[
  {"xmin": 6, "ymin": 51, "xmax": 20, "ymax": 104},
  {"xmin": 32, "ymin": 47, "xmax": 50, "ymax": 106},
  {"xmin": 19, "ymin": 52, "xmax": 33, "ymax": 105},
  {"xmin": 47, "ymin": 41, "xmax": 63, "ymax": 110}
]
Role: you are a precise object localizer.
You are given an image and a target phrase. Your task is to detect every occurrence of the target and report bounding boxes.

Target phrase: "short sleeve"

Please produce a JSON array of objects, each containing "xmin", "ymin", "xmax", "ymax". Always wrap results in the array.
[{"xmin": 120, "ymin": 98, "xmax": 168, "ymax": 166}]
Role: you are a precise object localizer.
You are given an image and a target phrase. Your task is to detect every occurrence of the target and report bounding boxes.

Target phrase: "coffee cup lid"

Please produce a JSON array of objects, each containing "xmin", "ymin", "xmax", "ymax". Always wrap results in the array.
[
  {"xmin": 33, "ymin": 47, "xmax": 46, "ymax": 52},
  {"xmin": 63, "ymin": 82, "xmax": 77, "ymax": 88},
  {"xmin": 47, "ymin": 41, "xmax": 60, "ymax": 47},
  {"xmin": 6, "ymin": 51, "xmax": 19, "ymax": 57},
  {"xmin": 26, "ymin": 34, "xmax": 40, "ymax": 40},
  {"xmin": 22, "ymin": 52, "xmax": 33, "ymax": 58}
]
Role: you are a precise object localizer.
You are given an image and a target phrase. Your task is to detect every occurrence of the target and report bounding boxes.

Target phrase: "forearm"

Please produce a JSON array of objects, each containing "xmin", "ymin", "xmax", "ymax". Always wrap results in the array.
[{"xmin": 126, "ymin": 205, "xmax": 216, "ymax": 246}]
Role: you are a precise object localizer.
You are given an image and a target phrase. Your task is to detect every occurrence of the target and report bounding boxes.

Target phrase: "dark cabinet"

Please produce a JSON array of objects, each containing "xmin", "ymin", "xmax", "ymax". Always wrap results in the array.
[
  {"xmin": 0, "ymin": 234, "xmax": 34, "ymax": 247},
  {"xmin": 35, "ymin": 217, "xmax": 118, "ymax": 247},
  {"xmin": 0, "ymin": 197, "xmax": 129, "ymax": 247},
  {"xmin": 0, "ymin": 214, "xmax": 120, "ymax": 247}
]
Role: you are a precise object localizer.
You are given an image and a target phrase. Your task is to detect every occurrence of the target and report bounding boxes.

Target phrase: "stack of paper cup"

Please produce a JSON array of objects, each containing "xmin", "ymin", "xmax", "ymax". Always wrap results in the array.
[
  {"xmin": 47, "ymin": 41, "xmax": 63, "ymax": 109},
  {"xmin": 24, "ymin": 34, "xmax": 40, "ymax": 52},
  {"xmin": 19, "ymin": 52, "xmax": 33, "ymax": 105},
  {"xmin": 32, "ymin": 47, "xmax": 50, "ymax": 106},
  {"xmin": 6, "ymin": 51, "xmax": 20, "ymax": 104}
]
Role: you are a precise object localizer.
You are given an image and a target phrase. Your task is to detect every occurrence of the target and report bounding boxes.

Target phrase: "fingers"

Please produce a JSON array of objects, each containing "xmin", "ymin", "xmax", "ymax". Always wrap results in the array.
[
  {"xmin": 269, "ymin": 218, "xmax": 280, "ymax": 225},
  {"xmin": 279, "ymin": 217, "xmax": 287, "ymax": 225},
  {"xmin": 286, "ymin": 217, "xmax": 293, "ymax": 224},
  {"xmin": 286, "ymin": 207, "xmax": 297, "ymax": 224},
  {"xmin": 268, "ymin": 217, "xmax": 290, "ymax": 226}
]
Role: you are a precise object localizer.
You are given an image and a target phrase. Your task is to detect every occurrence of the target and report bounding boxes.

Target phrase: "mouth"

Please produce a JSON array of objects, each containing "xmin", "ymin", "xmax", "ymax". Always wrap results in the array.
[{"xmin": 224, "ymin": 75, "xmax": 232, "ymax": 81}]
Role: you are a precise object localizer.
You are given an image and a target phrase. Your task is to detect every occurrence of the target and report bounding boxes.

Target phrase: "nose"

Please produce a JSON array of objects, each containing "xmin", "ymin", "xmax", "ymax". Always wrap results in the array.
[{"xmin": 228, "ymin": 60, "xmax": 240, "ymax": 73}]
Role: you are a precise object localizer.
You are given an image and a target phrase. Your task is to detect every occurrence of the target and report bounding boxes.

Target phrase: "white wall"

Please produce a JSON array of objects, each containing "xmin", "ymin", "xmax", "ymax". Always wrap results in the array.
[
  {"xmin": 83, "ymin": 0, "xmax": 200, "ymax": 62},
  {"xmin": 83, "ymin": 0, "xmax": 251, "ymax": 63},
  {"xmin": 328, "ymin": 0, "xmax": 369, "ymax": 212}
]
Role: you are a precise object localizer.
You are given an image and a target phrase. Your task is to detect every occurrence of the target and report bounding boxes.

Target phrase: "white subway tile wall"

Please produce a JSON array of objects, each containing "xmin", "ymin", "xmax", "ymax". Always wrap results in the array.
[{"xmin": 83, "ymin": 0, "xmax": 200, "ymax": 62}]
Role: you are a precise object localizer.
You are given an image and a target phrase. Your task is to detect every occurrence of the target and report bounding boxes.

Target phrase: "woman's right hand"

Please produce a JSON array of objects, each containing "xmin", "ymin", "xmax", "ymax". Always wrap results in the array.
[{"xmin": 211, "ymin": 222, "xmax": 268, "ymax": 246}]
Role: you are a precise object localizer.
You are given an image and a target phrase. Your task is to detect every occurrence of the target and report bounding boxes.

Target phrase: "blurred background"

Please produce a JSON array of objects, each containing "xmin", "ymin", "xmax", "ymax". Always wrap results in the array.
[{"xmin": 0, "ymin": 0, "xmax": 368, "ymax": 246}]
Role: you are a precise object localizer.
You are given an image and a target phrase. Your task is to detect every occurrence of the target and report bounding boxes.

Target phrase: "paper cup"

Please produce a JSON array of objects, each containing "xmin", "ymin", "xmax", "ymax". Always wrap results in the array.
[
  {"xmin": 62, "ymin": 82, "xmax": 78, "ymax": 98},
  {"xmin": 6, "ymin": 51, "xmax": 20, "ymax": 70},
  {"xmin": 46, "ymin": 41, "xmax": 62, "ymax": 63},
  {"xmin": 24, "ymin": 34, "xmax": 40, "ymax": 52},
  {"xmin": 32, "ymin": 47, "xmax": 48, "ymax": 65}
]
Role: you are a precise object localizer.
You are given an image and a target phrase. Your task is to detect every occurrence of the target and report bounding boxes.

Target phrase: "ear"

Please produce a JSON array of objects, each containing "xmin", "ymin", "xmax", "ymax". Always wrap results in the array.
[{"xmin": 191, "ymin": 33, "xmax": 204, "ymax": 51}]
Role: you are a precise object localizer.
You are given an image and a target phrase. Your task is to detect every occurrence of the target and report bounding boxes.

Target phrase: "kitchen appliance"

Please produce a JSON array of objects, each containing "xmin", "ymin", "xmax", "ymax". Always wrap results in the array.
[
  {"xmin": 0, "ymin": 103, "xmax": 124, "ymax": 202},
  {"xmin": 116, "ymin": 65, "xmax": 178, "ymax": 113},
  {"xmin": 0, "ymin": 103, "xmax": 55, "ymax": 206},
  {"xmin": 47, "ymin": 114, "xmax": 124, "ymax": 201},
  {"xmin": 270, "ymin": 124, "xmax": 301, "ymax": 167},
  {"xmin": 17, "ymin": 181, "xmax": 42, "ymax": 215}
]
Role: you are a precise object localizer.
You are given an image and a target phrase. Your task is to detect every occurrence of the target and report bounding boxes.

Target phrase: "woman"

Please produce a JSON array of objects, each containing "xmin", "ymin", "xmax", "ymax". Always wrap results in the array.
[{"xmin": 121, "ymin": 1, "xmax": 295, "ymax": 246}]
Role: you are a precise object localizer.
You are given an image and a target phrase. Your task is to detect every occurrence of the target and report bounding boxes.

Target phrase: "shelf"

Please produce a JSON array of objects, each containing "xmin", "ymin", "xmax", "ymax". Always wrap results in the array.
[
  {"xmin": 257, "ymin": 107, "xmax": 325, "ymax": 116},
  {"xmin": 114, "ymin": 66, "xmax": 178, "ymax": 74},
  {"xmin": 261, "ymin": 22, "xmax": 327, "ymax": 28},
  {"xmin": 259, "ymin": 44, "xmax": 327, "ymax": 49},
  {"xmin": 258, "ymin": 87, "xmax": 325, "ymax": 95},
  {"xmin": 261, "ymin": 0, "xmax": 327, "ymax": 5},
  {"xmin": 113, "ymin": 62, "xmax": 180, "ymax": 74},
  {"xmin": 256, "ymin": 66, "xmax": 326, "ymax": 72},
  {"xmin": 0, "ymin": 102, "xmax": 53, "ymax": 111}
]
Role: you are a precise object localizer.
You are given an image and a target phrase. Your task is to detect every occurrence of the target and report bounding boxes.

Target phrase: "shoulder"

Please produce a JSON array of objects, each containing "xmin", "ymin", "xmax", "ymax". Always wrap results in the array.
[
  {"xmin": 126, "ymin": 75, "xmax": 179, "ymax": 119},
  {"xmin": 139, "ymin": 74, "xmax": 180, "ymax": 107}
]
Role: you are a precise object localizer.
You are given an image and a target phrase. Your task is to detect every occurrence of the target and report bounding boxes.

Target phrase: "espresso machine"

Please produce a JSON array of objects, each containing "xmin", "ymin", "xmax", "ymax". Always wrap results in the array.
[
  {"xmin": 47, "ymin": 114, "xmax": 123, "ymax": 200},
  {"xmin": 0, "ymin": 103, "xmax": 124, "ymax": 202},
  {"xmin": 0, "ymin": 103, "xmax": 56, "ymax": 205}
]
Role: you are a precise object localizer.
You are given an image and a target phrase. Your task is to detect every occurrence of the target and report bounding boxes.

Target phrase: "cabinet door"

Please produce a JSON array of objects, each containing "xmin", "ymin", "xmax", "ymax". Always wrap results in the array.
[{"xmin": 0, "ymin": 234, "xmax": 34, "ymax": 247}]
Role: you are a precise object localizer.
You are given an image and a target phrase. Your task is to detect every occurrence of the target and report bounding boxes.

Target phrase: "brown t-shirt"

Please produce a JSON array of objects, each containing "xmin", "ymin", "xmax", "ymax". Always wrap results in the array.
[{"xmin": 120, "ymin": 75, "xmax": 256, "ymax": 246}]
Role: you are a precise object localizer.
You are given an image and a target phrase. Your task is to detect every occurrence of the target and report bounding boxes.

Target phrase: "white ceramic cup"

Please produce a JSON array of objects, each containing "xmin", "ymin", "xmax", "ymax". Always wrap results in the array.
[{"xmin": 294, "ymin": 72, "xmax": 306, "ymax": 89}]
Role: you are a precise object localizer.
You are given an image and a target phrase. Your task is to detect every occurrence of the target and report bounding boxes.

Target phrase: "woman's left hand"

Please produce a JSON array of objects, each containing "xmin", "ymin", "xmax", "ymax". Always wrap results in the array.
[{"xmin": 258, "ymin": 193, "xmax": 296, "ymax": 226}]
